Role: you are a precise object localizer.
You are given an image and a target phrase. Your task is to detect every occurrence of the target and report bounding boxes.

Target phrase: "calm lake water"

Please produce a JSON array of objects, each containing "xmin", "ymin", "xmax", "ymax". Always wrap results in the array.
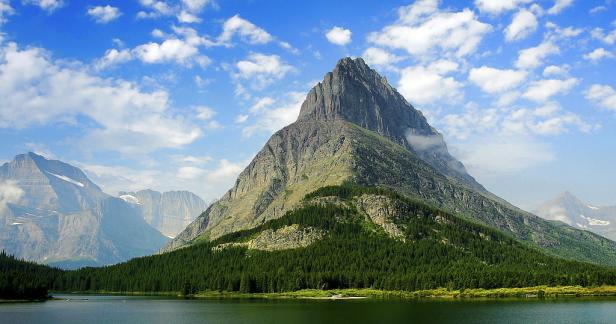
[{"xmin": 2, "ymin": 294, "xmax": 616, "ymax": 323}]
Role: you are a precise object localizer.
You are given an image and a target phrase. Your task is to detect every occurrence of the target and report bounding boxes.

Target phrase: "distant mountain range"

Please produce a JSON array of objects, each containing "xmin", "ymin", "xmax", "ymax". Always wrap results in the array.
[
  {"xmin": 535, "ymin": 192, "xmax": 616, "ymax": 241},
  {"xmin": 0, "ymin": 152, "xmax": 169, "ymax": 268},
  {"xmin": 118, "ymin": 189, "xmax": 207, "ymax": 238}
]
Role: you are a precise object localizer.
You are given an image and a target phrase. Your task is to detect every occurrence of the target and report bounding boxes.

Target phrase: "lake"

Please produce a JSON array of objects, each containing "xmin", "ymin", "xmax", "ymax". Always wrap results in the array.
[{"xmin": 2, "ymin": 294, "xmax": 616, "ymax": 323}]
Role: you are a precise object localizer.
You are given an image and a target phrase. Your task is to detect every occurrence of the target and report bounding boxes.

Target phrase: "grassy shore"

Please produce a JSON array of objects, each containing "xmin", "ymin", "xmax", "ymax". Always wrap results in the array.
[
  {"xmin": 49, "ymin": 286, "xmax": 616, "ymax": 300},
  {"xmin": 193, "ymin": 286, "xmax": 616, "ymax": 300}
]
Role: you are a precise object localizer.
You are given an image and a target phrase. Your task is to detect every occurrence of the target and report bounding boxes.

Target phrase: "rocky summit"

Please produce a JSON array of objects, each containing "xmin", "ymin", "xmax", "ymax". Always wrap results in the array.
[
  {"xmin": 0, "ymin": 152, "xmax": 168, "ymax": 268},
  {"xmin": 163, "ymin": 58, "xmax": 616, "ymax": 267}
]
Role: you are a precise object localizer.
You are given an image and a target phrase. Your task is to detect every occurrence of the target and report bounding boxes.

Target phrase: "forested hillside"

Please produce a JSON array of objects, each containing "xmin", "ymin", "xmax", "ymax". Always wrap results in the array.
[{"xmin": 9, "ymin": 185, "xmax": 615, "ymax": 295}]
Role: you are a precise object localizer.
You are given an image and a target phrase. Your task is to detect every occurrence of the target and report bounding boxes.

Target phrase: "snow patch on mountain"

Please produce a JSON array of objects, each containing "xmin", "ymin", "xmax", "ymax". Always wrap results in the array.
[
  {"xmin": 45, "ymin": 171, "xmax": 85, "ymax": 187},
  {"xmin": 119, "ymin": 194, "xmax": 141, "ymax": 205}
]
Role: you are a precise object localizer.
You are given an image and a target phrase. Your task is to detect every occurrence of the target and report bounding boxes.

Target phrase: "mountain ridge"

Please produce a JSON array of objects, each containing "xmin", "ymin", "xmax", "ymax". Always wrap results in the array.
[{"xmin": 0, "ymin": 152, "xmax": 168, "ymax": 268}]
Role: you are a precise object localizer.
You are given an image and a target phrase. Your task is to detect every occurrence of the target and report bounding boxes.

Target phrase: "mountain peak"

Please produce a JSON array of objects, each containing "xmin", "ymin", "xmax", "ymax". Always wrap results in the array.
[
  {"xmin": 556, "ymin": 191, "xmax": 583, "ymax": 203},
  {"xmin": 297, "ymin": 57, "xmax": 482, "ymax": 190}
]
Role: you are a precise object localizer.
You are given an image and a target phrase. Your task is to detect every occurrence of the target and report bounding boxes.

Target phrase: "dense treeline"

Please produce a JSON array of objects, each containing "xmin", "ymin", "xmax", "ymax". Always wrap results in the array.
[
  {"xmin": 0, "ymin": 251, "xmax": 60, "ymax": 299},
  {"xmin": 4, "ymin": 185, "xmax": 616, "ymax": 295}
]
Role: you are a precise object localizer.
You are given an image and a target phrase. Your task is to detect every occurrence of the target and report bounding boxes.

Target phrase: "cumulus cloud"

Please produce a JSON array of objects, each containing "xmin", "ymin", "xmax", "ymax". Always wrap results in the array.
[
  {"xmin": 137, "ymin": 0, "xmax": 213, "ymax": 23},
  {"xmin": 0, "ymin": 0, "xmax": 14, "ymax": 25},
  {"xmin": 218, "ymin": 15, "xmax": 273, "ymax": 45},
  {"xmin": 441, "ymin": 101, "xmax": 590, "ymax": 141},
  {"xmin": 0, "ymin": 42, "xmax": 201, "ymax": 154},
  {"xmin": 134, "ymin": 38, "xmax": 199, "ymax": 65},
  {"xmin": 97, "ymin": 27, "xmax": 213, "ymax": 69},
  {"xmin": 242, "ymin": 92, "xmax": 304, "ymax": 136},
  {"xmin": 368, "ymin": 0, "xmax": 491, "ymax": 58},
  {"xmin": 325, "ymin": 26, "xmax": 352, "ymax": 46},
  {"xmin": 23, "ymin": 0, "xmax": 64, "ymax": 12},
  {"xmin": 232, "ymin": 53, "xmax": 293, "ymax": 91},
  {"xmin": 586, "ymin": 84, "xmax": 616, "ymax": 112},
  {"xmin": 516, "ymin": 41, "xmax": 560, "ymax": 69},
  {"xmin": 548, "ymin": 0, "xmax": 574, "ymax": 15},
  {"xmin": 522, "ymin": 78, "xmax": 578, "ymax": 102},
  {"xmin": 398, "ymin": 60, "xmax": 462, "ymax": 105},
  {"xmin": 361, "ymin": 47, "xmax": 403, "ymax": 69},
  {"xmin": 94, "ymin": 48, "xmax": 132, "ymax": 70},
  {"xmin": 87, "ymin": 5, "xmax": 121, "ymax": 24},
  {"xmin": 542, "ymin": 65, "xmax": 569, "ymax": 77},
  {"xmin": 504, "ymin": 9, "xmax": 538, "ymax": 42},
  {"xmin": 583, "ymin": 48, "xmax": 614, "ymax": 62},
  {"xmin": 591, "ymin": 27, "xmax": 616, "ymax": 45},
  {"xmin": 468, "ymin": 66, "xmax": 527, "ymax": 94},
  {"xmin": 474, "ymin": 0, "xmax": 533, "ymax": 14},
  {"xmin": 0, "ymin": 180, "xmax": 23, "ymax": 214}
]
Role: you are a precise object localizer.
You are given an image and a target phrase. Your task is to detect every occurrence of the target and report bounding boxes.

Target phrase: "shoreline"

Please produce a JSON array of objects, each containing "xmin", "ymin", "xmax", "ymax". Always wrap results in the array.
[{"xmin": 47, "ymin": 286, "xmax": 616, "ymax": 301}]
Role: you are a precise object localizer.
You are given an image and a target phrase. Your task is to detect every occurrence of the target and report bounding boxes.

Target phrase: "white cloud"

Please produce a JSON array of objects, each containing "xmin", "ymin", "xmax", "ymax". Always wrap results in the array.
[
  {"xmin": 23, "ymin": 0, "xmax": 64, "ymax": 12},
  {"xmin": 583, "ymin": 48, "xmax": 614, "ymax": 62},
  {"xmin": 474, "ymin": 0, "xmax": 533, "ymax": 14},
  {"xmin": 87, "ymin": 5, "xmax": 121, "ymax": 24},
  {"xmin": 95, "ymin": 48, "xmax": 132, "ymax": 70},
  {"xmin": 0, "ymin": 0, "xmax": 14, "ymax": 25},
  {"xmin": 234, "ymin": 114, "xmax": 248, "ymax": 124},
  {"xmin": 218, "ymin": 15, "xmax": 273, "ymax": 45},
  {"xmin": 501, "ymin": 104, "xmax": 591, "ymax": 135},
  {"xmin": 134, "ymin": 39, "xmax": 198, "ymax": 65},
  {"xmin": 542, "ymin": 65, "xmax": 568, "ymax": 77},
  {"xmin": 368, "ymin": 0, "xmax": 491, "ymax": 58},
  {"xmin": 206, "ymin": 159, "xmax": 244, "ymax": 183},
  {"xmin": 361, "ymin": 47, "xmax": 403, "ymax": 69},
  {"xmin": 516, "ymin": 41, "xmax": 560, "ymax": 69},
  {"xmin": 177, "ymin": 166, "xmax": 206, "ymax": 180},
  {"xmin": 398, "ymin": 60, "xmax": 462, "ymax": 105},
  {"xmin": 468, "ymin": 66, "xmax": 527, "ymax": 93},
  {"xmin": 195, "ymin": 106, "xmax": 216, "ymax": 120},
  {"xmin": 522, "ymin": 78, "xmax": 578, "ymax": 102},
  {"xmin": 242, "ymin": 92, "xmax": 304, "ymax": 136},
  {"xmin": 0, "ymin": 42, "xmax": 201, "ymax": 154},
  {"xmin": 137, "ymin": 0, "xmax": 212, "ymax": 23},
  {"xmin": 97, "ymin": 27, "xmax": 213, "ymax": 69},
  {"xmin": 591, "ymin": 27, "xmax": 616, "ymax": 45},
  {"xmin": 505, "ymin": 9, "xmax": 538, "ymax": 42},
  {"xmin": 590, "ymin": 6, "xmax": 607, "ymax": 14},
  {"xmin": 454, "ymin": 135, "xmax": 555, "ymax": 176},
  {"xmin": 548, "ymin": 0, "xmax": 574, "ymax": 15},
  {"xmin": 233, "ymin": 53, "xmax": 293, "ymax": 91},
  {"xmin": 181, "ymin": 0, "xmax": 210, "ymax": 12},
  {"xmin": 586, "ymin": 84, "xmax": 616, "ymax": 112},
  {"xmin": 325, "ymin": 26, "xmax": 352, "ymax": 46},
  {"xmin": 0, "ymin": 180, "xmax": 23, "ymax": 213}
]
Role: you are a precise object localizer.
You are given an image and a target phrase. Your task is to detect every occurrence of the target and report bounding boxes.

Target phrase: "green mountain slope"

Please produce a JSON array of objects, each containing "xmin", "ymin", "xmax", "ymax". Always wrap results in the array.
[
  {"xmin": 163, "ymin": 58, "xmax": 616, "ymax": 267},
  {"xmin": 28, "ymin": 186, "xmax": 616, "ymax": 294}
]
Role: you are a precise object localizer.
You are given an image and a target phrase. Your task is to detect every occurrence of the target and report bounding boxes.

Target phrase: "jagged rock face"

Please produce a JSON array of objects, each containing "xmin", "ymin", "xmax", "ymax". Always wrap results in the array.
[
  {"xmin": 0, "ymin": 152, "xmax": 167, "ymax": 268},
  {"xmin": 298, "ymin": 57, "xmax": 482, "ymax": 191},
  {"xmin": 164, "ymin": 58, "xmax": 616, "ymax": 267},
  {"xmin": 119, "ymin": 189, "xmax": 207, "ymax": 238},
  {"xmin": 535, "ymin": 192, "xmax": 616, "ymax": 241}
]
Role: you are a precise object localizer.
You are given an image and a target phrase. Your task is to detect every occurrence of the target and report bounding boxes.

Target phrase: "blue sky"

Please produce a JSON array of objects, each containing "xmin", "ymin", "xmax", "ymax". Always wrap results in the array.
[{"xmin": 0, "ymin": 0, "xmax": 615, "ymax": 210}]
